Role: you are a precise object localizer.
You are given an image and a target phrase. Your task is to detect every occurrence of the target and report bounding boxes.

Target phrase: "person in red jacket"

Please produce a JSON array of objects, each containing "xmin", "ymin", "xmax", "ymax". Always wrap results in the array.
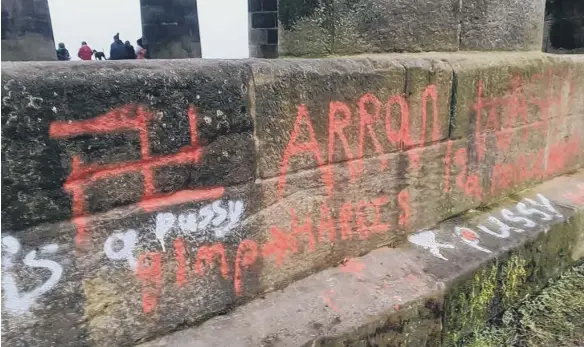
[{"xmin": 77, "ymin": 41, "xmax": 93, "ymax": 61}]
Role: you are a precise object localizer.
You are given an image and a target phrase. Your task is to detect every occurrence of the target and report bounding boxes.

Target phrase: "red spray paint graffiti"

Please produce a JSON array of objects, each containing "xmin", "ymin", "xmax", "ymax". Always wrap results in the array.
[
  {"xmin": 278, "ymin": 105, "xmax": 334, "ymax": 199},
  {"xmin": 447, "ymin": 69, "xmax": 582, "ymax": 198},
  {"xmin": 50, "ymin": 104, "xmax": 231, "ymax": 314},
  {"xmin": 563, "ymin": 183, "xmax": 584, "ymax": 205},
  {"xmin": 195, "ymin": 243, "xmax": 230, "ymax": 280},
  {"xmin": 49, "ymin": 104, "xmax": 225, "ymax": 248},
  {"xmin": 136, "ymin": 252, "xmax": 162, "ymax": 314},
  {"xmin": 261, "ymin": 195, "xmax": 395, "ymax": 267},
  {"xmin": 95, "ymin": 68, "xmax": 581, "ymax": 315},
  {"xmin": 234, "ymin": 240, "xmax": 259, "ymax": 296},
  {"xmin": 278, "ymin": 85, "xmax": 441, "ymax": 195}
]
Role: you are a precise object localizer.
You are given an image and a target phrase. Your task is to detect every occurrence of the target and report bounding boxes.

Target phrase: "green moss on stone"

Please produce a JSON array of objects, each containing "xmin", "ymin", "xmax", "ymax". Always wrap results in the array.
[
  {"xmin": 501, "ymin": 255, "xmax": 528, "ymax": 302},
  {"xmin": 444, "ymin": 213, "xmax": 579, "ymax": 346},
  {"xmin": 445, "ymin": 261, "xmax": 500, "ymax": 346},
  {"xmin": 464, "ymin": 262, "xmax": 584, "ymax": 347}
]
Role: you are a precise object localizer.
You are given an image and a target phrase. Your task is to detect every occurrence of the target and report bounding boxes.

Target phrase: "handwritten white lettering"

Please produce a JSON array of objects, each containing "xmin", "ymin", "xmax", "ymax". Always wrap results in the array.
[
  {"xmin": 408, "ymin": 230, "xmax": 455, "ymax": 261},
  {"xmin": 413, "ymin": 194, "xmax": 564, "ymax": 260},
  {"xmin": 456, "ymin": 227, "xmax": 492, "ymax": 253},
  {"xmin": 104, "ymin": 229, "xmax": 138, "ymax": 269},
  {"xmin": 105, "ymin": 199, "xmax": 246, "ymax": 267},
  {"xmin": 2, "ymin": 236, "xmax": 63, "ymax": 316},
  {"xmin": 154, "ymin": 199, "xmax": 245, "ymax": 248},
  {"xmin": 477, "ymin": 216, "xmax": 524, "ymax": 239},
  {"xmin": 500, "ymin": 208, "xmax": 536, "ymax": 228}
]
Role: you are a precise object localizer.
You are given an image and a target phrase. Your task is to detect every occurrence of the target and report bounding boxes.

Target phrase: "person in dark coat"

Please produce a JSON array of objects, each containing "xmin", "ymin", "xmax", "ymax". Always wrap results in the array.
[
  {"xmin": 56, "ymin": 42, "xmax": 71, "ymax": 61},
  {"xmin": 124, "ymin": 40, "xmax": 137, "ymax": 59},
  {"xmin": 109, "ymin": 33, "xmax": 126, "ymax": 60}
]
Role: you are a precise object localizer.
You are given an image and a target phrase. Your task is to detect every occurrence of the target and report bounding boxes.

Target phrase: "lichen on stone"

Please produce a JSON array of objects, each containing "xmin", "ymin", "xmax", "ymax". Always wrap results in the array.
[
  {"xmin": 445, "ymin": 260, "xmax": 500, "ymax": 346},
  {"xmin": 501, "ymin": 255, "xmax": 528, "ymax": 302},
  {"xmin": 464, "ymin": 262, "xmax": 584, "ymax": 347}
]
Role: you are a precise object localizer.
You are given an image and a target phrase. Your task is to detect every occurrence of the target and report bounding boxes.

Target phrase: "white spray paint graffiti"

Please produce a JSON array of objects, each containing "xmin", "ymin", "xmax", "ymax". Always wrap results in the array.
[
  {"xmin": 477, "ymin": 216, "xmax": 524, "ymax": 239},
  {"xmin": 409, "ymin": 194, "xmax": 564, "ymax": 260},
  {"xmin": 455, "ymin": 227, "xmax": 493, "ymax": 254},
  {"xmin": 516, "ymin": 194, "xmax": 563, "ymax": 231},
  {"xmin": 103, "ymin": 199, "xmax": 245, "ymax": 267},
  {"xmin": 155, "ymin": 199, "xmax": 244, "ymax": 250},
  {"xmin": 407, "ymin": 230, "xmax": 455, "ymax": 260},
  {"xmin": 104, "ymin": 229, "xmax": 138, "ymax": 270},
  {"xmin": 1, "ymin": 236, "xmax": 63, "ymax": 316},
  {"xmin": 500, "ymin": 208, "xmax": 537, "ymax": 228}
]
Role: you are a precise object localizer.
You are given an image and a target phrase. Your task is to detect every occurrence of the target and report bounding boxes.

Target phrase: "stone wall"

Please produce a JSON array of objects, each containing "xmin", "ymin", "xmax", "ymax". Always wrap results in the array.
[
  {"xmin": 278, "ymin": 0, "xmax": 546, "ymax": 56},
  {"xmin": 1, "ymin": 0, "xmax": 56, "ymax": 61},
  {"xmin": 2, "ymin": 52, "xmax": 584, "ymax": 346}
]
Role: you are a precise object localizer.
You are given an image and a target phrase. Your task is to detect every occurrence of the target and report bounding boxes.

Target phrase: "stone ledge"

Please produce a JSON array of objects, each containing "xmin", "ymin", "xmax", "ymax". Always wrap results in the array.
[{"xmin": 138, "ymin": 171, "xmax": 584, "ymax": 347}]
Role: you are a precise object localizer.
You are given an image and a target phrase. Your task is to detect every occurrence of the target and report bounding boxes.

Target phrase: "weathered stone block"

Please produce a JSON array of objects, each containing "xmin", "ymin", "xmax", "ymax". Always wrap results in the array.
[
  {"xmin": 278, "ymin": 0, "xmax": 459, "ymax": 56},
  {"xmin": 449, "ymin": 53, "xmax": 584, "ymax": 140},
  {"xmin": 1, "ymin": 0, "xmax": 56, "ymax": 61},
  {"xmin": 252, "ymin": 56, "xmax": 453, "ymax": 179},
  {"xmin": 1, "ymin": 59, "xmax": 256, "ymax": 346},
  {"xmin": 79, "ymin": 183, "xmax": 259, "ymax": 346},
  {"xmin": 1, "ymin": 222, "xmax": 83, "ymax": 346},
  {"xmin": 252, "ymin": 57, "xmax": 404, "ymax": 178},
  {"xmin": 460, "ymin": 0, "xmax": 545, "ymax": 50},
  {"xmin": 1, "ymin": 60, "xmax": 254, "ymax": 233},
  {"xmin": 140, "ymin": 0, "xmax": 202, "ymax": 58}
]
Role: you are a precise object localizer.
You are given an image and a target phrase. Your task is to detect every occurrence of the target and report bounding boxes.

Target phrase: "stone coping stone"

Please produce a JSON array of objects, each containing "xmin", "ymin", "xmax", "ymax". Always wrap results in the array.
[{"xmin": 138, "ymin": 171, "xmax": 584, "ymax": 347}]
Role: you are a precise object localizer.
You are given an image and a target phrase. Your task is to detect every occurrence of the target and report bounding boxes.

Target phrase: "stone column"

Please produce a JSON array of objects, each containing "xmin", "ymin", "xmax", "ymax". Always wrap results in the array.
[
  {"xmin": 1, "ymin": 0, "xmax": 56, "ymax": 61},
  {"xmin": 248, "ymin": 0, "xmax": 278, "ymax": 58},
  {"xmin": 544, "ymin": 0, "xmax": 584, "ymax": 53},
  {"xmin": 140, "ymin": 0, "xmax": 201, "ymax": 59}
]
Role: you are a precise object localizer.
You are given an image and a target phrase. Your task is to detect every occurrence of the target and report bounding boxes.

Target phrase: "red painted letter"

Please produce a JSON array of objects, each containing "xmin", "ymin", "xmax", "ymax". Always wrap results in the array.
[
  {"xmin": 385, "ymin": 94, "xmax": 411, "ymax": 149},
  {"xmin": 358, "ymin": 93, "xmax": 387, "ymax": 174},
  {"xmin": 318, "ymin": 202, "xmax": 336, "ymax": 243},
  {"xmin": 278, "ymin": 105, "xmax": 333, "ymax": 199},
  {"xmin": 328, "ymin": 101, "xmax": 358, "ymax": 180},
  {"xmin": 136, "ymin": 252, "xmax": 162, "ymax": 314},
  {"xmin": 398, "ymin": 190, "xmax": 411, "ymax": 227},
  {"xmin": 339, "ymin": 202, "xmax": 354, "ymax": 240},
  {"xmin": 262, "ymin": 226, "xmax": 298, "ymax": 266},
  {"xmin": 234, "ymin": 240, "xmax": 259, "ymax": 296},
  {"xmin": 195, "ymin": 243, "xmax": 230, "ymax": 279},
  {"xmin": 290, "ymin": 209, "xmax": 315, "ymax": 252},
  {"xmin": 174, "ymin": 238, "xmax": 187, "ymax": 287},
  {"xmin": 422, "ymin": 85, "xmax": 440, "ymax": 143}
]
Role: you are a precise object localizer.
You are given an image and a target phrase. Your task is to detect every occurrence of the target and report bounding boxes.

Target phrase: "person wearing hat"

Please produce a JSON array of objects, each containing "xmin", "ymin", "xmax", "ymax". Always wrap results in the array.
[{"xmin": 109, "ymin": 33, "xmax": 126, "ymax": 60}]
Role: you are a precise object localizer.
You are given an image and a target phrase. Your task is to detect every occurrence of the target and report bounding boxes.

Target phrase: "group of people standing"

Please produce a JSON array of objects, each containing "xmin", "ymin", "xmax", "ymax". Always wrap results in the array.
[{"xmin": 56, "ymin": 33, "xmax": 147, "ymax": 61}]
